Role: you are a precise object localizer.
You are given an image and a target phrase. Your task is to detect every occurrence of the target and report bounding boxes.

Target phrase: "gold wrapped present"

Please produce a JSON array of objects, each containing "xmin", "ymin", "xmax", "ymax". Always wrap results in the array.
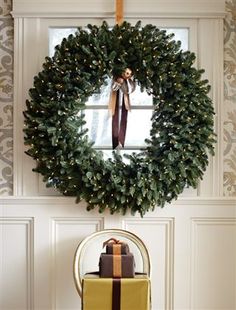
[{"xmin": 82, "ymin": 274, "xmax": 150, "ymax": 310}]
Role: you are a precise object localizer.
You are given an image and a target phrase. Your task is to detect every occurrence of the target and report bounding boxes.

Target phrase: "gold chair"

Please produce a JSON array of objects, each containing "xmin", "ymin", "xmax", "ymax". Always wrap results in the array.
[{"xmin": 73, "ymin": 228, "xmax": 151, "ymax": 297}]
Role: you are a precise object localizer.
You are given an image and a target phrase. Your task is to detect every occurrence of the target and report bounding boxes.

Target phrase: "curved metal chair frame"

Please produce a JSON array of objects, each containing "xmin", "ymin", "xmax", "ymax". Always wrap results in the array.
[{"xmin": 73, "ymin": 229, "xmax": 151, "ymax": 297}]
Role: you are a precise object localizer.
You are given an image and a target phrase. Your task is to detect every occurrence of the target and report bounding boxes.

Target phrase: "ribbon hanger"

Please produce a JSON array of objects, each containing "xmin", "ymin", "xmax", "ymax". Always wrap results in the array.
[
  {"xmin": 108, "ymin": 0, "xmax": 136, "ymax": 149},
  {"xmin": 116, "ymin": 0, "xmax": 124, "ymax": 25}
]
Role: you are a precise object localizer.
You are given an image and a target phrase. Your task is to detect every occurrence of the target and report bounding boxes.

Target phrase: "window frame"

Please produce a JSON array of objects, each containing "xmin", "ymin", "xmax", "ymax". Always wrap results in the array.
[{"xmin": 13, "ymin": 14, "xmax": 223, "ymax": 197}]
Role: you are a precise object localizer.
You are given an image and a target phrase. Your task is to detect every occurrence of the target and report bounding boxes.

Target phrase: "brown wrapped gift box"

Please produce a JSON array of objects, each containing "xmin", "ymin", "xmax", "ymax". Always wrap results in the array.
[
  {"xmin": 82, "ymin": 274, "xmax": 150, "ymax": 310},
  {"xmin": 99, "ymin": 253, "xmax": 135, "ymax": 278}
]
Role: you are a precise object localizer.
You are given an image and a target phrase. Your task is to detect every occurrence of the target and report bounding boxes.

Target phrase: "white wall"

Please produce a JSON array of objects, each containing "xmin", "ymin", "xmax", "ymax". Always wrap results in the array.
[
  {"xmin": 1, "ymin": 1, "xmax": 236, "ymax": 309},
  {"xmin": 1, "ymin": 197, "xmax": 236, "ymax": 310}
]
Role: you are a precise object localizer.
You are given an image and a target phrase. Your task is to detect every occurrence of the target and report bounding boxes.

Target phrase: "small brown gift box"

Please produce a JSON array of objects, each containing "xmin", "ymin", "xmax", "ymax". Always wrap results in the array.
[
  {"xmin": 104, "ymin": 238, "xmax": 129, "ymax": 255},
  {"xmin": 99, "ymin": 253, "xmax": 135, "ymax": 278}
]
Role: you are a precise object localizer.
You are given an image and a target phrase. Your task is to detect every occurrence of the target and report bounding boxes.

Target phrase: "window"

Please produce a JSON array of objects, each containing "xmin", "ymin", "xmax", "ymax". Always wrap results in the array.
[{"xmin": 49, "ymin": 27, "xmax": 189, "ymax": 160}]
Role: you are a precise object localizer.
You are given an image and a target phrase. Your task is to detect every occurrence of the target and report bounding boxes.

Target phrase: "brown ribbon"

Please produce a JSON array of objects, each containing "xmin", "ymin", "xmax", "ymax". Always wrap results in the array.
[
  {"xmin": 112, "ymin": 91, "xmax": 127, "ymax": 149},
  {"xmin": 108, "ymin": 79, "xmax": 135, "ymax": 149},
  {"xmin": 112, "ymin": 278, "xmax": 121, "ymax": 310}
]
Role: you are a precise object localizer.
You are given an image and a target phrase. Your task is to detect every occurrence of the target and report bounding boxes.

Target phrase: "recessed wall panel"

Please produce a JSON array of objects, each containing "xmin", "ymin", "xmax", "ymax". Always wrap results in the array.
[
  {"xmin": 123, "ymin": 218, "xmax": 174, "ymax": 310},
  {"xmin": 0, "ymin": 218, "xmax": 33, "ymax": 310},
  {"xmin": 191, "ymin": 218, "xmax": 236, "ymax": 310},
  {"xmin": 52, "ymin": 218, "xmax": 103, "ymax": 310}
]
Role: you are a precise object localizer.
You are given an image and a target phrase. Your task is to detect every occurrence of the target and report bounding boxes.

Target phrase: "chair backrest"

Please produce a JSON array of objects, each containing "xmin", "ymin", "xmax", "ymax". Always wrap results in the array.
[{"xmin": 73, "ymin": 229, "xmax": 151, "ymax": 297}]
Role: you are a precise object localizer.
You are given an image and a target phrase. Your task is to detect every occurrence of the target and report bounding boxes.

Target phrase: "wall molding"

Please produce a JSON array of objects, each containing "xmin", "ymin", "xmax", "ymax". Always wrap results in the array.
[
  {"xmin": 11, "ymin": 12, "xmax": 226, "ymax": 19},
  {"xmin": 51, "ymin": 218, "xmax": 103, "ymax": 309},
  {"xmin": 0, "ymin": 217, "xmax": 34, "ymax": 309},
  {"xmin": 11, "ymin": 0, "xmax": 225, "ymax": 19},
  {"xmin": 0, "ymin": 196, "xmax": 235, "ymax": 206},
  {"xmin": 123, "ymin": 218, "xmax": 175, "ymax": 310},
  {"xmin": 190, "ymin": 217, "xmax": 236, "ymax": 309}
]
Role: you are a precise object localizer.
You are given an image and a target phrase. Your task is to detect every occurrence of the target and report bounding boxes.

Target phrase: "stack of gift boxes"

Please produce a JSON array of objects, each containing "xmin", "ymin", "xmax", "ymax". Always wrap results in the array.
[{"xmin": 82, "ymin": 238, "xmax": 150, "ymax": 310}]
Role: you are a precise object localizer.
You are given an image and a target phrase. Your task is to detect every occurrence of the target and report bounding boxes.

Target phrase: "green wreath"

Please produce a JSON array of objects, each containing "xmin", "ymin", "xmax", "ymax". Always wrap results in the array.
[{"xmin": 24, "ymin": 21, "xmax": 215, "ymax": 216}]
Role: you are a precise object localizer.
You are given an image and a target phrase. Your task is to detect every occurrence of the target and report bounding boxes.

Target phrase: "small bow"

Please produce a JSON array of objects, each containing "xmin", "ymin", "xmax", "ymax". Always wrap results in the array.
[{"xmin": 103, "ymin": 237, "xmax": 121, "ymax": 248}]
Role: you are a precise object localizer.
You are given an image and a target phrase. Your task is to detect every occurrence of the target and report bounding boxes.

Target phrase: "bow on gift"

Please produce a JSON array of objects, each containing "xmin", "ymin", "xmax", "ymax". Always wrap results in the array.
[
  {"xmin": 108, "ymin": 68, "xmax": 136, "ymax": 149},
  {"xmin": 102, "ymin": 237, "xmax": 130, "ymax": 257},
  {"xmin": 102, "ymin": 237, "xmax": 121, "ymax": 249}
]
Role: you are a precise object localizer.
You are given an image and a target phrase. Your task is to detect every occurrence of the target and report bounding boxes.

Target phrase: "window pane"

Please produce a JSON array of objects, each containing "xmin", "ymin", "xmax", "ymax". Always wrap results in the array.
[
  {"xmin": 164, "ymin": 28, "xmax": 189, "ymax": 51},
  {"xmin": 129, "ymin": 86, "xmax": 152, "ymax": 106},
  {"xmin": 84, "ymin": 109, "xmax": 111, "ymax": 147},
  {"xmin": 49, "ymin": 28, "xmax": 77, "ymax": 57},
  {"xmin": 86, "ymin": 79, "xmax": 111, "ymax": 106},
  {"xmin": 84, "ymin": 109, "xmax": 152, "ymax": 148},
  {"xmin": 125, "ymin": 110, "xmax": 152, "ymax": 146},
  {"xmin": 86, "ymin": 78, "xmax": 153, "ymax": 106},
  {"xmin": 49, "ymin": 26, "xmax": 189, "ymax": 153}
]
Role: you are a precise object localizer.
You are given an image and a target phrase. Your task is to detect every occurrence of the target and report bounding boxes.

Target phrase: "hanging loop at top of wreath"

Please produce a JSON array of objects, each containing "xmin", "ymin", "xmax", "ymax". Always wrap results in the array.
[{"xmin": 116, "ymin": 0, "xmax": 124, "ymax": 25}]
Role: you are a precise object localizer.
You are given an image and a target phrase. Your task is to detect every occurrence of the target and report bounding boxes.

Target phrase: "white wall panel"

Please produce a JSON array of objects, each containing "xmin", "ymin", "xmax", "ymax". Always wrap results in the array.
[
  {"xmin": 191, "ymin": 218, "xmax": 236, "ymax": 310},
  {"xmin": 197, "ymin": 19, "xmax": 224, "ymax": 197},
  {"xmin": 51, "ymin": 218, "xmax": 103, "ymax": 310},
  {"xmin": 123, "ymin": 218, "xmax": 174, "ymax": 310},
  {"xmin": 0, "ymin": 199, "xmax": 236, "ymax": 309},
  {"xmin": 0, "ymin": 218, "xmax": 33, "ymax": 310}
]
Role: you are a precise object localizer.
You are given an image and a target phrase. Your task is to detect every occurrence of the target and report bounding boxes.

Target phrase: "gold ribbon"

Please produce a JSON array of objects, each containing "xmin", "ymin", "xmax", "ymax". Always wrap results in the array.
[
  {"xmin": 113, "ymin": 255, "xmax": 122, "ymax": 278},
  {"xmin": 113, "ymin": 244, "xmax": 121, "ymax": 255},
  {"xmin": 108, "ymin": 90, "xmax": 117, "ymax": 116}
]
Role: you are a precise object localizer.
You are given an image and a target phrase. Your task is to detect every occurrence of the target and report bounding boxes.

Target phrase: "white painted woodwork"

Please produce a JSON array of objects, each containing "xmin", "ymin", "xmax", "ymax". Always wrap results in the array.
[
  {"xmin": 124, "ymin": 218, "xmax": 175, "ymax": 310},
  {"xmin": 0, "ymin": 218, "xmax": 33, "ymax": 309},
  {"xmin": 190, "ymin": 218, "xmax": 236, "ymax": 310},
  {"xmin": 1, "ymin": 198, "xmax": 236, "ymax": 310},
  {"xmin": 11, "ymin": 0, "xmax": 225, "ymax": 18},
  {"xmin": 2, "ymin": 1, "xmax": 235, "ymax": 310}
]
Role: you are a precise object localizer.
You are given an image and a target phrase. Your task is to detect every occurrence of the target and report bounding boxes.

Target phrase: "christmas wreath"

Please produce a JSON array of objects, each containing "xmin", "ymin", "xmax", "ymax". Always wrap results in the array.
[{"xmin": 24, "ymin": 21, "xmax": 215, "ymax": 216}]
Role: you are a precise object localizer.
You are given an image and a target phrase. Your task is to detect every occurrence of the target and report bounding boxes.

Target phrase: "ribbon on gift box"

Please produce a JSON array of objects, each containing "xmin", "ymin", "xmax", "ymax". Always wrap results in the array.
[
  {"xmin": 82, "ymin": 274, "xmax": 150, "ymax": 310},
  {"xmin": 103, "ymin": 237, "xmax": 121, "ymax": 248},
  {"xmin": 103, "ymin": 237, "xmax": 129, "ymax": 255},
  {"xmin": 112, "ymin": 278, "xmax": 121, "ymax": 310},
  {"xmin": 113, "ymin": 255, "xmax": 122, "ymax": 278},
  {"xmin": 100, "ymin": 238, "xmax": 134, "ymax": 278},
  {"xmin": 103, "ymin": 239, "xmax": 122, "ymax": 277},
  {"xmin": 99, "ymin": 253, "xmax": 135, "ymax": 278},
  {"xmin": 103, "ymin": 238, "xmax": 122, "ymax": 255}
]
